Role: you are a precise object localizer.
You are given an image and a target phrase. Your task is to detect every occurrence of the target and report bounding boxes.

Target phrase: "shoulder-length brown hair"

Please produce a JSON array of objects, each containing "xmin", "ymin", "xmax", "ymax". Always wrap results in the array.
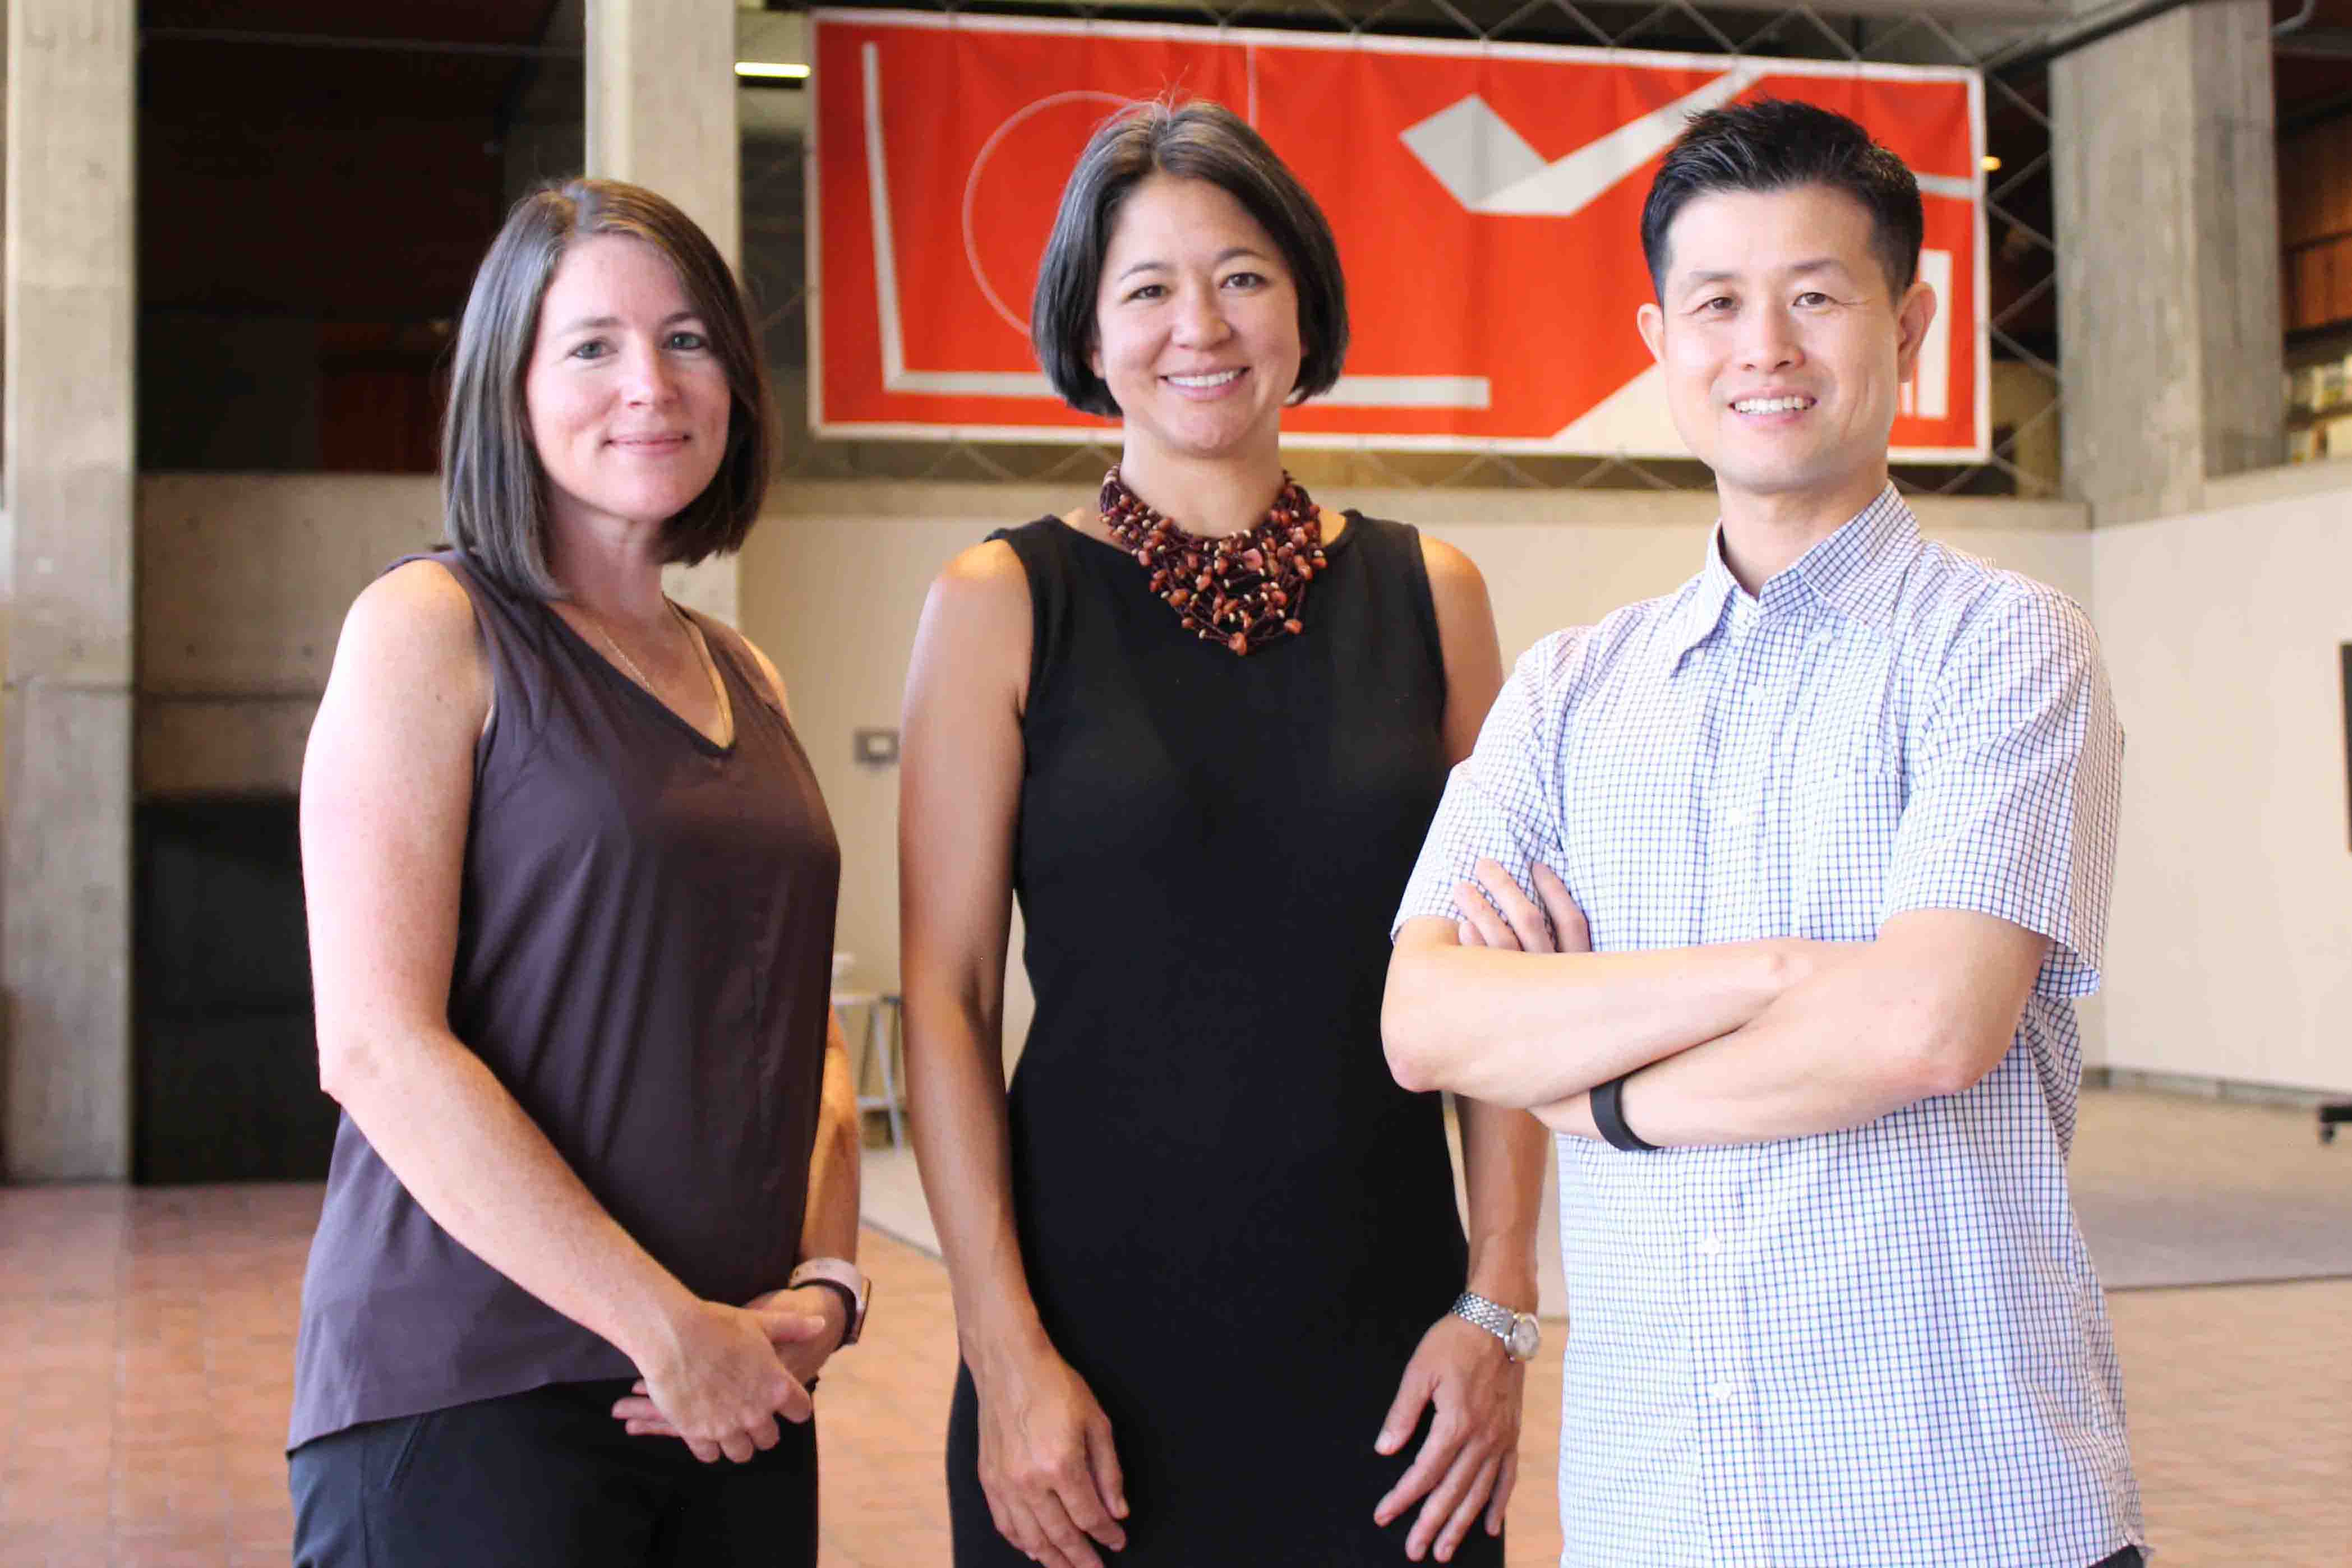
[{"xmin": 441, "ymin": 178, "xmax": 777, "ymax": 599}]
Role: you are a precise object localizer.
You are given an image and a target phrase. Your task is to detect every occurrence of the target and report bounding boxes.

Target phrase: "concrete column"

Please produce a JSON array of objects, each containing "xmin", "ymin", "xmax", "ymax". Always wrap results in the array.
[
  {"xmin": 587, "ymin": 0, "xmax": 743, "ymax": 624},
  {"xmin": 3, "ymin": 0, "xmax": 136, "ymax": 1179},
  {"xmin": 2051, "ymin": 0, "xmax": 2285, "ymax": 526}
]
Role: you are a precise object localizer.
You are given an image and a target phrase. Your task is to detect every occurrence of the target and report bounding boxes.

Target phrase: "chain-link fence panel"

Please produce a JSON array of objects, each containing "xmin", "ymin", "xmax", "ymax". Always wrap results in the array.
[{"xmin": 742, "ymin": 0, "xmax": 2081, "ymax": 497}]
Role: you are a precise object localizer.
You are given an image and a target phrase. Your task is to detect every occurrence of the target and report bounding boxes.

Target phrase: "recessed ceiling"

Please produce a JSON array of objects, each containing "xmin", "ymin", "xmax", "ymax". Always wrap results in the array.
[{"xmin": 140, "ymin": 0, "xmax": 569, "ymax": 121}]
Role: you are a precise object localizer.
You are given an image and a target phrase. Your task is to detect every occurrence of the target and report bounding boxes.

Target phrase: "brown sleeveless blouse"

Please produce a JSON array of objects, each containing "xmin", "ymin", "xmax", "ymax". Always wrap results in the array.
[{"xmin": 289, "ymin": 550, "xmax": 841, "ymax": 1449}]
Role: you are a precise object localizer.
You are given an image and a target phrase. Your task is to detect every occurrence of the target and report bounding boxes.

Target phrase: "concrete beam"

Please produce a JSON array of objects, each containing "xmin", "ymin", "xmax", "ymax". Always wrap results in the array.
[
  {"xmin": 3, "ymin": 688, "xmax": 133, "ymax": 1177},
  {"xmin": 587, "ymin": 0, "xmax": 740, "ymax": 269},
  {"xmin": 587, "ymin": 0, "xmax": 743, "ymax": 626},
  {"xmin": 4, "ymin": 0, "xmax": 137, "ymax": 1179},
  {"xmin": 2051, "ymin": 0, "xmax": 2284, "ymax": 525}
]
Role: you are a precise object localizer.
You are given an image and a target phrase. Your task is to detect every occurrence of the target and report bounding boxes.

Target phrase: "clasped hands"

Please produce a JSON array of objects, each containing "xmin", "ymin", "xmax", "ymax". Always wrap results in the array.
[{"xmin": 608, "ymin": 1284, "xmax": 850, "ymax": 1464}]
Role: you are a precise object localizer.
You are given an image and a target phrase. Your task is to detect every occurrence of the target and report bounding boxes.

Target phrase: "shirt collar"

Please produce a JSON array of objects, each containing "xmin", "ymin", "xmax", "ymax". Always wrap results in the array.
[
  {"xmin": 1788, "ymin": 483, "xmax": 1917, "ymax": 629},
  {"xmin": 1659, "ymin": 484, "xmax": 1919, "ymax": 674},
  {"xmin": 1658, "ymin": 532, "xmax": 1741, "ymax": 672}
]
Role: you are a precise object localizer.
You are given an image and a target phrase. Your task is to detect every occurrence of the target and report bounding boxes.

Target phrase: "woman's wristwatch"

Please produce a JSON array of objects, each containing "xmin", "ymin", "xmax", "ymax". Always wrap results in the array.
[
  {"xmin": 787, "ymin": 1257, "xmax": 872, "ymax": 1346},
  {"xmin": 1450, "ymin": 1290, "xmax": 1541, "ymax": 1362}
]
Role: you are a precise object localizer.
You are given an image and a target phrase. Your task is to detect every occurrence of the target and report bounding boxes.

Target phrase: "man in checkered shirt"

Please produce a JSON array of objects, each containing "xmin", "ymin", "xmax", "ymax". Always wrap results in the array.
[{"xmin": 1383, "ymin": 102, "xmax": 2147, "ymax": 1567}]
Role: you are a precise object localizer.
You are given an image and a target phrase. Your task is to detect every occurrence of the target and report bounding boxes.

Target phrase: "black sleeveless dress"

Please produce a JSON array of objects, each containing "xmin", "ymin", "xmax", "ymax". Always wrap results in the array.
[{"xmin": 944, "ymin": 515, "xmax": 1497, "ymax": 1566}]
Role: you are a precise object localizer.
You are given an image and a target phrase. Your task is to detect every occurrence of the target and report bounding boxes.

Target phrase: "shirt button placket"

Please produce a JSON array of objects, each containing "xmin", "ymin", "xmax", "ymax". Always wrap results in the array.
[
  {"xmin": 1698, "ymin": 643, "xmax": 1742, "ymax": 946},
  {"xmin": 1712, "ymin": 1173, "xmax": 1772, "ymax": 1562},
  {"xmin": 1756, "ymin": 629, "xmax": 1797, "ymax": 938},
  {"xmin": 1734, "ymin": 631, "xmax": 1772, "ymax": 940},
  {"xmin": 1693, "ymin": 1188, "xmax": 1741, "ymax": 1546}
]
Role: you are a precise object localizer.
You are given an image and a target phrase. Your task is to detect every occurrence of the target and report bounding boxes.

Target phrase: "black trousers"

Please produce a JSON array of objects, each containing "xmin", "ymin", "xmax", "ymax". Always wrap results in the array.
[{"xmin": 289, "ymin": 1378, "xmax": 817, "ymax": 1568}]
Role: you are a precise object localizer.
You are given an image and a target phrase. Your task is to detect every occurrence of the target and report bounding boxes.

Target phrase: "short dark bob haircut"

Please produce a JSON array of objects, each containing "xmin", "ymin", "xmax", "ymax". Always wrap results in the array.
[
  {"xmin": 1031, "ymin": 99, "xmax": 1348, "ymax": 417},
  {"xmin": 1641, "ymin": 99, "xmax": 1924, "ymax": 298},
  {"xmin": 441, "ymin": 178, "xmax": 778, "ymax": 599}
]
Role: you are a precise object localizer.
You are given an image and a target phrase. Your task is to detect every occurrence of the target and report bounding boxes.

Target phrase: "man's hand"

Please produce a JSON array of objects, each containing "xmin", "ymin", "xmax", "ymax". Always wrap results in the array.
[
  {"xmin": 1447, "ymin": 862, "xmax": 1609, "ymax": 1135},
  {"xmin": 1453, "ymin": 860, "xmax": 1585, "ymax": 956}
]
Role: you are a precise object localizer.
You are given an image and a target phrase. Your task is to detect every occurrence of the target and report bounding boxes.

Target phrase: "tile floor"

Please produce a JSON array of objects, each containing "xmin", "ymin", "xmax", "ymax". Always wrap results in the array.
[
  {"xmin": 2068, "ymin": 1090, "xmax": 2352, "ymax": 1289},
  {"xmin": 3, "ymin": 1177, "xmax": 2347, "ymax": 1565}
]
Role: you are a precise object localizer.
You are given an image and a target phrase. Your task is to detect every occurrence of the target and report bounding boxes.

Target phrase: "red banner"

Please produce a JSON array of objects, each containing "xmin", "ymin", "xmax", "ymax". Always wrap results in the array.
[{"xmin": 809, "ymin": 11, "xmax": 1988, "ymax": 460}]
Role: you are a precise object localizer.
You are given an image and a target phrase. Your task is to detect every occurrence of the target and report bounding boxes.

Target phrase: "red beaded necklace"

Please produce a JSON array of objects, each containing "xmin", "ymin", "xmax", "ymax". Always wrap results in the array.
[{"xmin": 1097, "ymin": 467, "xmax": 1328, "ymax": 656}]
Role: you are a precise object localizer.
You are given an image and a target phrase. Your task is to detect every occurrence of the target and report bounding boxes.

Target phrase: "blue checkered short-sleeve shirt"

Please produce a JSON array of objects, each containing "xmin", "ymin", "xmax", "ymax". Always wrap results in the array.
[{"xmin": 1396, "ymin": 488, "xmax": 2145, "ymax": 1567}]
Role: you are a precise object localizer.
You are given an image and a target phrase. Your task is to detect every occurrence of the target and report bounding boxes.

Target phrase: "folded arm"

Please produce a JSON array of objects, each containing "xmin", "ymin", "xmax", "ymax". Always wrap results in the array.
[
  {"xmin": 1399, "ymin": 581, "xmax": 2115, "ymax": 1151},
  {"xmin": 1541, "ymin": 908, "xmax": 2049, "ymax": 1146},
  {"xmin": 1381, "ymin": 633, "xmax": 1832, "ymax": 1107},
  {"xmin": 1553, "ymin": 587, "xmax": 2116, "ymax": 1148},
  {"xmin": 1384, "ymin": 897, "xmax": 1823, "ymax": 1107}
]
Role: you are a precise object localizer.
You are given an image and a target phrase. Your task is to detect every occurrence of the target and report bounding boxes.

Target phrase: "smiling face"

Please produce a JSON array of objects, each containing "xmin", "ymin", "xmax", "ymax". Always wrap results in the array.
[
  {"xmin": 1638, "ymin": 183, "xmax": 1935, "ymax": 518},
  {"xmin": 1089, "ymin": 173, "xmax": 1303, "ymax": 468},
  {"xmin": 524, "ymin": 233, "xmax": 733, "ymax": 548}
]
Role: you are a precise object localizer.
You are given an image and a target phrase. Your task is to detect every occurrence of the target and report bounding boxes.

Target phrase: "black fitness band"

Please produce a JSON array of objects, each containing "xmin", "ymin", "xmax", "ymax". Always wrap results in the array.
[{"xmin": 1590, "ymin": 1073, "xmax": 1658, "ymax": 1152}]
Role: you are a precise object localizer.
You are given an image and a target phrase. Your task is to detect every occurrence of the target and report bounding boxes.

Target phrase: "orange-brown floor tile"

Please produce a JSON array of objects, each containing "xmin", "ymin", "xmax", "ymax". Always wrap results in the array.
[{"xmin": 4, "ymin": 1166, "xmax": 2348, "ymax": 1566}]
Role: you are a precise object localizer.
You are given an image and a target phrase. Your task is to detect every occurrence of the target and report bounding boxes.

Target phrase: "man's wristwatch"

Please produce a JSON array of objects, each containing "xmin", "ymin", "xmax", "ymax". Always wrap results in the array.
[
  {"xmin": 787, "ymin": 1257, "xmax": 871, "ymax": 1347},
  {"xmin": 1450, "ymin": 1290, "xmax": 1541, "ymax": 1362}
]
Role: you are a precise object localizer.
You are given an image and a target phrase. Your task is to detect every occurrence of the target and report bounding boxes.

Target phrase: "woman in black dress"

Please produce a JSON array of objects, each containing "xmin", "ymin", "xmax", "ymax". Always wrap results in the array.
[{"xmin": 899, "ymin": 102, "xmax": 1550, "ymax": 1567}]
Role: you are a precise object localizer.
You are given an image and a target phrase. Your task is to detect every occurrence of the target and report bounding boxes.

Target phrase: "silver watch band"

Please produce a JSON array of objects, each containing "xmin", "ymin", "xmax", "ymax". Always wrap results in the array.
[
  {"xmin": 1449, "ymin": 1290, "xmax": 1540, "ymax": 1361},
  {"xmin": 1449, "ymin": 1290, "xmax": 1515, "ymax": 1340}
]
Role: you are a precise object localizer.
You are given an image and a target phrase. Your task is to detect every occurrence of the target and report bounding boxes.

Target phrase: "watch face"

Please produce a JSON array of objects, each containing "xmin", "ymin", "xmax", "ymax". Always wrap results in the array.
[{"xmin": 1507, "ymin": 1315, "xmax": 1542, "ymax": 1361}]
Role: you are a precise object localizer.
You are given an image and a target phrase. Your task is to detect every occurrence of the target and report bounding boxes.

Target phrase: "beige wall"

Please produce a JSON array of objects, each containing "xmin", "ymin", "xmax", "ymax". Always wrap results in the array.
[
  {"xmin": 738, "ymin": 486, "xmax": 1055, "ymax": 1053},
  {"xmin": 2090, "ymin": 463, "xmax": 2352, "ymax": 1094},
  {"xmin": 133, "ymin": 473, "xmax": 2116, "ymax": 1078},
  {"xmin": 740, "ymin": 482, "xmax": 2095, "ymax": 1064},
  {"xmin": 137, "ymin": 473, "xmax": 441, "ymax": 796},
  {"xmin": 132, "ymin": 464, "xmax": 2352, "ymax": 1096},
  {"xmin": 135, "ymin": 472, "xmax": 733, "ymax": 798},
  {"xmin": 190, "ymin": 469, "xmax": 2352, "ymax": 1097}
]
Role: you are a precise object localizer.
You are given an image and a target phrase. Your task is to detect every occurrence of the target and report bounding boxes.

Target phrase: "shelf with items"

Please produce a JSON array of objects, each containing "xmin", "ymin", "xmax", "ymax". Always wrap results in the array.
[{"xmin": 2285, "ymin": 338, "xmax": 2352, "ymax": 462}]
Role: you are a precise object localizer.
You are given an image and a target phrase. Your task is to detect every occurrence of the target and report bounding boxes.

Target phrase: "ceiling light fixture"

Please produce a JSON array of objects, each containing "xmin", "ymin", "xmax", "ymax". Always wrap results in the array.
[{"xmin": 735, "ymin": 61, "xmax": 809, "ymax": 80}]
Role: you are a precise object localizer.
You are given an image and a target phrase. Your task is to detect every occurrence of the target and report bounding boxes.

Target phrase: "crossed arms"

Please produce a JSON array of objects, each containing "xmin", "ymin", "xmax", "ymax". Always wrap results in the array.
[
  {"xmin": 1383, "ymin": 581, "xmax": 2118, "ymax": 1149},
  {"xmin": 1382, "ymin": 866, "xmax": 2051, "ymax": 1148}
]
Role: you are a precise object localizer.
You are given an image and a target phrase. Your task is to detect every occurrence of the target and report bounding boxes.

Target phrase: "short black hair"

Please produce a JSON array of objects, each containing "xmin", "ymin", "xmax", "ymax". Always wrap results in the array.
[
  {"xmin": 1031, "ymin": 98, "xmax": 1348, "ymax": 417},
  {"xmin": 1640, "ymin": 99, "xmax": 1924, "ymax": 298}
]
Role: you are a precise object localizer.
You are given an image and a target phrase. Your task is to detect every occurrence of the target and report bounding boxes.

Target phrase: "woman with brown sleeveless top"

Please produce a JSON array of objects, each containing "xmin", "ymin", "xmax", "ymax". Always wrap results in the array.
[{"xmin": 288, "ymin": 181, "xmax": 864, "ymax": 1568}]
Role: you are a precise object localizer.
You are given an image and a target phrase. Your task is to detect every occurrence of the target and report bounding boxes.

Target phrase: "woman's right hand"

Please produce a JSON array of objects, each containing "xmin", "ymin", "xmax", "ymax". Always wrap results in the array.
[
  {"xmin": 972, "ymin": 1339, "xmax": 1129, "ymax": 1567},
  {"xmin": 633, "ymin": 1297, "xmax": 827, "ymax": 1464}
]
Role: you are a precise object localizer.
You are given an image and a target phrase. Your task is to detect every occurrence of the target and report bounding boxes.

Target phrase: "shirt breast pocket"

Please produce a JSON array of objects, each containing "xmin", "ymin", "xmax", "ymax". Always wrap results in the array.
[{"xmin": 1790, "ymin": 764, "xmax": 1905, "ymax": 940}]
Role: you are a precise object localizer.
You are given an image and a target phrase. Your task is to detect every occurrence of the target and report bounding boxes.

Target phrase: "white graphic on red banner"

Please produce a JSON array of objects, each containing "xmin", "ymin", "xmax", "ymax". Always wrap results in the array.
[{"xmin": 810, "ymin": 11, "xmax": 1989, "ymax": 459}]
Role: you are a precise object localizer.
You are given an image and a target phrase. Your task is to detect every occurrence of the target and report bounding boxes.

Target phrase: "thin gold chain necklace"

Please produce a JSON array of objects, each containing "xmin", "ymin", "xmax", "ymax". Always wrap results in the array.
[{"xmin": 583, "ymin": 598, "xmax": 688, "ymax": 694}]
